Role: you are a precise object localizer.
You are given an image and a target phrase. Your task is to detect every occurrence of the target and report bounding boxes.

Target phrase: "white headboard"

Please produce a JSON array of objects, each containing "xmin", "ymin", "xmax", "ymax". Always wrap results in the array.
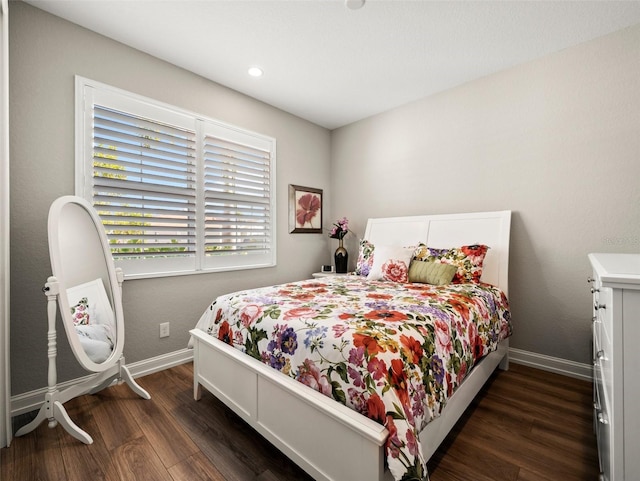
[{"xmin": 363, "ymin": 211, "xmax": 511, "ymax": 296}]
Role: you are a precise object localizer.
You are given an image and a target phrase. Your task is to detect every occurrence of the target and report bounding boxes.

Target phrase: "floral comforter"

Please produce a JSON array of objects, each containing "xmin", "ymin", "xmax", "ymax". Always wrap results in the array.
[{"xmin": 194, "ymin": 276, "xmax": 511, "ymax": 481}]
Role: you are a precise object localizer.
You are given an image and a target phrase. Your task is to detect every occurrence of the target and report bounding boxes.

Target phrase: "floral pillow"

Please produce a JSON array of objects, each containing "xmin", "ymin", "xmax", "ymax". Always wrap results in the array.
[
  {"xmin": 367, "ymin": 245, "xmax": 415, "ymax": 283},
  {"xmin": 413, "ymin": 243, "xmax": 489, "ymax": 284},
  {"xmin": 355, "ymin": 239, "xmax": 375, "ymax": 276},
  {"xmin": 70, "ymin": 297, "xmax": 90, "ymax": 326}
]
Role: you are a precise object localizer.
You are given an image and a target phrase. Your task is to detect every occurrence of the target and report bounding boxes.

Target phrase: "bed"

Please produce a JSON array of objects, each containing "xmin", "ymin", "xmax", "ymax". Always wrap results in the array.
[{"xmin": 189, "ymin": 210, "xmax": 511, "ymax": 481}]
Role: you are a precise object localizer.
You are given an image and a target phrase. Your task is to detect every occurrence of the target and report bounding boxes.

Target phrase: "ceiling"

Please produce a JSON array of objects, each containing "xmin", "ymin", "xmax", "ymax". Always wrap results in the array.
[{"xmin": 24, "ymin": 0, "xmax": 640, "ymax": 130}]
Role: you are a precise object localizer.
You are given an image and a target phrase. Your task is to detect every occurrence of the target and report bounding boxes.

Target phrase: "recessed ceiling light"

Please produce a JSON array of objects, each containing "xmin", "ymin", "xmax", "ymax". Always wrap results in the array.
[
  {"xmin": 248, "ymin": 66, "xmax": 263, "ymax": 77},
  {"xmin": 345, "ymin": 0, "xmax": 365, "ymax": 10}
]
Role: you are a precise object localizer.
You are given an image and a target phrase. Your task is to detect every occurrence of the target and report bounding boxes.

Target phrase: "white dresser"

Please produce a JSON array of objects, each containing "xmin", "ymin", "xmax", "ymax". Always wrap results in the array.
[{"xmin": 588, "ymin": 253, "xmax": 640, "ymax": 481}]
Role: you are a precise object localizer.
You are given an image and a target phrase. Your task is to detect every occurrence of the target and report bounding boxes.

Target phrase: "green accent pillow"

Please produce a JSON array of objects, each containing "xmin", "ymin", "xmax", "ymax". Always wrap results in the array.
[{"xmin": 408, "ymin": 260, "xmax": 458, "ymax": 285}]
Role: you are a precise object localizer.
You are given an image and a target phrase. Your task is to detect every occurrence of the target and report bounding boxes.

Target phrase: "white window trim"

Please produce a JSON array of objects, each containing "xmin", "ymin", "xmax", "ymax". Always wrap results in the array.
[{"xmin": 75, "ymin": 76, "xmax": 277, "ymax": 279}]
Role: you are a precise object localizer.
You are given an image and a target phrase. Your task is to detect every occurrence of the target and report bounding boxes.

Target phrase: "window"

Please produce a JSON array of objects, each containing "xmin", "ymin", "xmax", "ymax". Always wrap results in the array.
[{"xmin": 76, "ymin": 77, "xmax": 276, "ymax": 278}]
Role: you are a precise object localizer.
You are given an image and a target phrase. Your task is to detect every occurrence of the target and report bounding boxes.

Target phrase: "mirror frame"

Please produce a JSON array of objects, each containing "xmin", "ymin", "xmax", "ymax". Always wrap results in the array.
[{"xmin": 48, "ymin": 195, "xmax": 125, "ymax": 372}]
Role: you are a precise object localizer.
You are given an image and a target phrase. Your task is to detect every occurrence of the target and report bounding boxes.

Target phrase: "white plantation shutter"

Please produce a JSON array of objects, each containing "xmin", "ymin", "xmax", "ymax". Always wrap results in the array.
[
  {"xmin": 202, "ymin": 129, "xmax": 273, "ymax": 269},
  {"xmin": 77, "ymin": 77, "xmax": 276, "ymax": 278},
  {"xmin": 92, "ymin": 105, "xmax": 197, "ymax": 260}
]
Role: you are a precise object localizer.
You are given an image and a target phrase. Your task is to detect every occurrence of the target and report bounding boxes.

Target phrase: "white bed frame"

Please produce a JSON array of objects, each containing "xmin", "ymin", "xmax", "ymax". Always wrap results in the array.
[{"xmin": 189, "ymin": 210, "xmax": 511, "ymax": 481}]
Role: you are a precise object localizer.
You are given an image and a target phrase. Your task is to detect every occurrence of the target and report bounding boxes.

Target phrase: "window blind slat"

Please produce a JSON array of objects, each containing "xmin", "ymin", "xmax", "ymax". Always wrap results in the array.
[
  {"xmin": 94, "ymin": 177, "xmax": 195, "ymax": 198},
  {"xmin": 203, "ymin": 151, "xmax": 269, "ymax": 172},
  {"xmin": 94, "ymin": 195, "xmax": 194, "ymax": 211},
  {"xmin": 95, "ymin": 105, "xmax": 196, "ymax": 143},
  {"xmin": 94, "ymin": 165, "xmax": 193, "ymax": 188},
  {"xmin": 205, "ymin": 245, "xmax": 269, "ymax": 253},
  {"xmin": 205, "ymin": 167, "xmax": 269, "ymax": 184},
  {"xmin": 205, "ymin": 186, "xmax": 269, "ymax": 201},
  {"xmin": 204, "ymin": 175, "xmax": 269, "ymax": 192},
  {"xmin": 205, "ymin": 218, "xmax": 269, "ymax": 226},
  {"xmin": 102, "ymin": 216, "xmax": 194, "ymax": 228},
  {"xmin": 94, "ymin": 126, "xmax": 194, "ymax": 154},
  {"xmin": 204, "ymin": 137, "xmax": 268, "ymax": 159},
  {"xmin": 107, "ymin": 233, "xmax": 195, "ymax": 242},
  {"xmin": 93, "ymin": 145, "xmax": 195, "ymax": 171},
  {"xmin": 203, "ymin": 191, "xmax": 269, "ymax": 206},
  {"xmin": 94, "ymin": 140, "xmax": 193, "ymax": 166},
  {"xmin": 97, "ymin": 206, "xmax": 195, "ymax": 218}
]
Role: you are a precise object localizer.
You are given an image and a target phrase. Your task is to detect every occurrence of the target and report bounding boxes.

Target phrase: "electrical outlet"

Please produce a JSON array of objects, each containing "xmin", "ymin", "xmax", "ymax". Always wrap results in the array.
[{"xmin": 159, "ymin": 322, "xmax": 170, "ymax": 338}]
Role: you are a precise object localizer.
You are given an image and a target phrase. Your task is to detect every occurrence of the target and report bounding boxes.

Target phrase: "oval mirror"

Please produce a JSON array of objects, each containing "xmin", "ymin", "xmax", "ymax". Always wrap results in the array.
[{"xmin": 48, "ymin": 195, "xmax": 124, "ymax": 372}]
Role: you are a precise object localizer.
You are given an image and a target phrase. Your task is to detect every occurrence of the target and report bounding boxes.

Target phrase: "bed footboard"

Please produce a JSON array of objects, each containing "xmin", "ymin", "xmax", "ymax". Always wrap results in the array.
[{"xmin": 190, "ymin": 328, "xmax": 391, "ymax": 481}]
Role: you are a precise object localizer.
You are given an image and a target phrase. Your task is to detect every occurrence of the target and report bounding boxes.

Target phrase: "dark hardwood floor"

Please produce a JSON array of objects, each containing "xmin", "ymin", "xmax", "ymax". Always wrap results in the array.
[{"xmin": 1, "ymin": 362, "xmax": 598, "ymax": 481}]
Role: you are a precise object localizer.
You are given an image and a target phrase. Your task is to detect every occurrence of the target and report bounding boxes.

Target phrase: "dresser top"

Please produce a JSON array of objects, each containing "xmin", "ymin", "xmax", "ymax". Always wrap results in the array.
[{"xmin": 589, "ymin": 252, "xmax": 640, "ymax": 288}]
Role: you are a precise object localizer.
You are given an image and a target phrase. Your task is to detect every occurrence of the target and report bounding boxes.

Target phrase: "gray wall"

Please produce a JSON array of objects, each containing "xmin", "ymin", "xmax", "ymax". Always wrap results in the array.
[
  {"xmin": 9, "ymin": 3, "xmax": 331, "ymax": 394},
  {"xmin": 331, "ymin": 23, "xmax": 640, "ymax": 366}
]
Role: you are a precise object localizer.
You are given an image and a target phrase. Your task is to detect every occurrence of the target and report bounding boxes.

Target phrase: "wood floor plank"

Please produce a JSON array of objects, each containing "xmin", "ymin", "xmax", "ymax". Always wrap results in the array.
[
  {"xmin": 167, "ymin": 451, "xmax": 226, "ymax": 481},
  {"xmin": 2, "ymin": 420, "xmax": 67, "ymax": 481},
  {"xmin": 57, "ymin": 428, "xmax": 111, "ymax": 481},
  {"xmin": 429, "ymin": 434, "xmax": 521, "ymax": 481},
  {"xmin": 56, "ymin": 393, "xmax": 121, "ymax": 481},
  {"xmin": 89, "ymin": 384, "xmax": 146, "ymax": 451},
  {"xmin": 111, "ymin": 436, "xmax": 173, "ymax": 481},
  {"xmin": 131, "ymin": 397, "xmax": 199, "ymax": 468},
  {"xmin": 427, "ymin": 364, "xmax": 598, "ymax": 481},
  {"xmin": 529, "ymin": 418, "xmax": 598, "ymax": 465},
  {"xmin": 170, "ymin": 394, "xmax": 262, "ymax": 481},
  {"xmin": 2, "ymin": 362, "xmax": 599, "ymax": 481},
  {"xmin": 189, "ymin": 391, "xmax": 314, "ymax": 481},
  {"xmin": 136, "ymin": 367, "xmax": 190, "ymax": 413}
]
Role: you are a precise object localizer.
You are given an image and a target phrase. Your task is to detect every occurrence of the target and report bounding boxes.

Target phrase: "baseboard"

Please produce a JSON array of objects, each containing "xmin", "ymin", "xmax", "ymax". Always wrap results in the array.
[
  {"xmin": 126, "ymin": 347, "xmax": 193, "ymax": 379},
  {"xmin": 10, "ymin": 348, "xmax": 193, "ymax": 417},
  {"xmin": 509, "ymin": 347, "xmax": 592, "ymax": 382}
]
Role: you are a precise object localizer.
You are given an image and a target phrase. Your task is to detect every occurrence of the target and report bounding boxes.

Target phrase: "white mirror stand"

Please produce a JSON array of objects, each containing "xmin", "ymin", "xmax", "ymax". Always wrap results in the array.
[
  {"xmin": 15, "ymin": 274, "xmax": 149, "ymax": 444},
  {"xmin": 15, "ymin": 196, "xmax": 150, "ymax": 443}
]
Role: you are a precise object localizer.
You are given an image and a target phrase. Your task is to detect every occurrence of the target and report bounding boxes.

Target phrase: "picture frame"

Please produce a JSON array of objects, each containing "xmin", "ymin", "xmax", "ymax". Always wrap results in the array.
[{"xmin": 289, "ymin": 184, "xmax": 323, "ymax": 233}]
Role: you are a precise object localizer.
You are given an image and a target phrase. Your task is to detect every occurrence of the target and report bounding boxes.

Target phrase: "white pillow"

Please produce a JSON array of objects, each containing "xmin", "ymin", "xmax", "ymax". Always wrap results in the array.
[
  {"xmin": 67, "ymin": 278, "xmax": 116, "ymax": 333},
  {"xmin": 366, "ymin": 245, "xmax": 415, "ymax": 282}
]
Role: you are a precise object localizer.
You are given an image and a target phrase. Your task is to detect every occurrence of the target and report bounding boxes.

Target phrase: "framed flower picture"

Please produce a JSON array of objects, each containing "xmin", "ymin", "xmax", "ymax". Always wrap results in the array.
[{"xmin": 289, "ymin": 184, "xmax": 323, "ymax": 233}]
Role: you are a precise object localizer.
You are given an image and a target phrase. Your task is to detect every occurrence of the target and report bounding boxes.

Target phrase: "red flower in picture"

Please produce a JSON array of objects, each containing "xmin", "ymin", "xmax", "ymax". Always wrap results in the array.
[{"xmin": 296, "ymin": 193, "xmax": 320, "ymax": 227}]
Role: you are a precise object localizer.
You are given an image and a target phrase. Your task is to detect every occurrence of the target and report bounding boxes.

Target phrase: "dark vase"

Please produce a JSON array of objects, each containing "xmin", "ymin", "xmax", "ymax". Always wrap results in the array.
[{"xmin": 334, "ymin": 238, "xmax": 348, "ymax": 273}]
